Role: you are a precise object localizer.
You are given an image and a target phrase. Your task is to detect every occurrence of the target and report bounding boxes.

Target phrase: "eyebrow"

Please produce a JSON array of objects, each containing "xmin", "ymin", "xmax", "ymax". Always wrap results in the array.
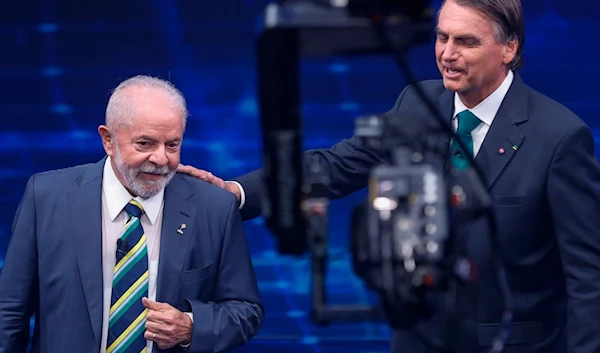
[
  {"xmin": 134, "ymin": 135, "xmax": 158, "ymax": 142},
  {"xmin": 455, "ymin": 34, "xmax": 479, "ymax": 42},
  {"xmin": 435, "ymin": 27, "xmax": 480, "ymax": 42},
  {"xmin": 133, "ymin": 136, "xmax": 181, "ymax": 143}
]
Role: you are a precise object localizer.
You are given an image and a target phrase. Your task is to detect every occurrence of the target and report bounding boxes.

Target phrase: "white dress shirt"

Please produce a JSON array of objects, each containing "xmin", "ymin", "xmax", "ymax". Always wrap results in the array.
[
  {"xmin": 100, "ymin": 157, "xmax": 165, "ymax": 353},
  {"xmin": 452, "ymin": 70, "xmax": 514, "ymax": 157},
  {"xmin": 234, "ymin": 71, "xmax": 514, "ymax": 208}
]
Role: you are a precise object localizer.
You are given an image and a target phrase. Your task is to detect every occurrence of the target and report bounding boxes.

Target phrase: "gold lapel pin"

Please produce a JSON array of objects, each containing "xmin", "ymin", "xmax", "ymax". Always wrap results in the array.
[{"xmin": 177, "ymin": 223, "xmax": 187, "ymax": 234}]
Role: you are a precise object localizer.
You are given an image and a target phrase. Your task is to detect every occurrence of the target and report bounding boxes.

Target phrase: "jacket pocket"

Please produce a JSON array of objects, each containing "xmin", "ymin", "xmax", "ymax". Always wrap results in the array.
[
  {"xmin": 178, "ymin": 262, "xmax": 215, "ymax": 283},
  {"xmin": 477, "ymin": 321, "xmax": 543, "ymax": 346}
]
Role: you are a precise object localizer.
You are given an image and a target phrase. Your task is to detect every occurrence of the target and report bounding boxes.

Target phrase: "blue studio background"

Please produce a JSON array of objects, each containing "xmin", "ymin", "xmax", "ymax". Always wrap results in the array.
[{"xmin": 1, "ymin": 1, "xmax": 599, "ymax": 352}]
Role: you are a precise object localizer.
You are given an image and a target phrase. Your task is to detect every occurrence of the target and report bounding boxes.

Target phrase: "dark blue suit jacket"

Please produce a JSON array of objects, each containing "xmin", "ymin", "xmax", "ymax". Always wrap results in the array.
[
  {"xmin": 0, "ymin": 158, "xmax": 263, "ymax": 353},
  {"xmin": 235, "ymin": 74, "xmax": 600, "ymax": 352}
]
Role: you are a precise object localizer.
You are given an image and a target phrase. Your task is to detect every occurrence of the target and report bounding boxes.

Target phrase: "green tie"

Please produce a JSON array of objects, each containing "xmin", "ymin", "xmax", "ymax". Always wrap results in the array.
[{"xmin": 450, "ymin": 110, "xmax": 481, "ymax": 170}]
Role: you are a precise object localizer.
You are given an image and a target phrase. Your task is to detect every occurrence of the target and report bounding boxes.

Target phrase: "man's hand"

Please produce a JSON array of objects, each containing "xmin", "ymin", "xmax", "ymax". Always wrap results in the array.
[
  {"xmin": 177, "ymin": 164, "xmax": 241, "ymax": 201},
  {"xmin": 142, "ymin": 297, "xmax": 193, "ymax": 349}
]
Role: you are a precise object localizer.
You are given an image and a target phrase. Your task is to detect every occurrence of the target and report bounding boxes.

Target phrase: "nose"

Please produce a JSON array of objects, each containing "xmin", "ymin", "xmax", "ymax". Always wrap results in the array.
[
  {"xmin": 148, "ymin": 146, "xmax": 169, "ymax": 167},
  {"xmin": 440, "ymin": 42, "xmax": 458, "ymax": 62}
]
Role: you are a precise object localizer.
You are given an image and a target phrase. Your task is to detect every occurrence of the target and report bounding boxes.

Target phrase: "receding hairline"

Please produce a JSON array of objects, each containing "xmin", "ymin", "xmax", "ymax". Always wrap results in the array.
[
  {"xmin": 105, "ymin": 76, "xmax": 188, "ymax": 131},
  {"xmin": 116, "ymin": 84, "xmax": 180, "ymax": 107}
]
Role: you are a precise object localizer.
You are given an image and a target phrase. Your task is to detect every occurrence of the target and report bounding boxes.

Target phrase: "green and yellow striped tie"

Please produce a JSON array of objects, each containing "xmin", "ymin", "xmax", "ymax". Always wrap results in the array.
[{"xmin": 106, "ymin": 199, "xmax": 149, "ymax": 353}]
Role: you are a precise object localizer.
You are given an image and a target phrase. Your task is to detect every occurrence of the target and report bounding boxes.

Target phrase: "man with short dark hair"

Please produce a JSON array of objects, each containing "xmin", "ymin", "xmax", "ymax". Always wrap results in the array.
[
  {"xmin": 180, "ymin": 0, "xmax": 600, "ymax": 352},
  {"xmin": 0, "ymin": 75, "xmax": 263, "ymax": 353}
]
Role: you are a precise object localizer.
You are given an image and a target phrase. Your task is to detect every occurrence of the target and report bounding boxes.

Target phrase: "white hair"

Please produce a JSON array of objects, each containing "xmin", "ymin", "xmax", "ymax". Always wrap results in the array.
[{"xmin": 105, "ymin": 75, "xmax": 189, "ymax": 131}]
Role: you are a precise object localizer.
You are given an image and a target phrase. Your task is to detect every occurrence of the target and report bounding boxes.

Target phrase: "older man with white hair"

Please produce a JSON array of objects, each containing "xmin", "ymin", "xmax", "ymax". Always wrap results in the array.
[{"xmin": 0, "ymin": 75, "xmax": 263, "ymax": 353}]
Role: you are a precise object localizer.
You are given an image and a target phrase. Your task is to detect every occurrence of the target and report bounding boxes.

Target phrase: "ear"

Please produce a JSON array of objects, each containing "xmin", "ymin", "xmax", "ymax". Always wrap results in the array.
[
  {"xmin": 502, "ymin": 39, "xmax": 518, "ymax": 66},
  {"xmin": 98, "ymin": 125, "xmax": 115, "ymax": 157}
]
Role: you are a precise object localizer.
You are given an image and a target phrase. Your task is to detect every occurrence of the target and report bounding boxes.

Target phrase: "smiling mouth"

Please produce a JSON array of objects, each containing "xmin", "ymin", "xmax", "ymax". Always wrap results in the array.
[
  {"xmin": 139, "ymin": 172, "xmax": 165, "ymax": 180},
  {"xmin": 443, "ymin": 67, "xmax": 464, "ymax": 77}
]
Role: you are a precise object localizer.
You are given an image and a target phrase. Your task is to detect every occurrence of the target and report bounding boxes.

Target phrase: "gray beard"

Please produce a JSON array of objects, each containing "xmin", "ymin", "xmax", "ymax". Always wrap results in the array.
[{"xmin": 113, "ymin": 145, "xmax": 176, "ymax": 198}]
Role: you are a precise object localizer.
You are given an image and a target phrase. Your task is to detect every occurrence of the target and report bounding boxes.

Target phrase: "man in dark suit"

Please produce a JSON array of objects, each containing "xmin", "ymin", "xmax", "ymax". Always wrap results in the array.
[
  {"xmin": 179, "ymin": 0, "xmax": 600, "ymax": 352},
  {"xmin": 0, "ymin": 75, "xmax": 263, "ymax": 353}
]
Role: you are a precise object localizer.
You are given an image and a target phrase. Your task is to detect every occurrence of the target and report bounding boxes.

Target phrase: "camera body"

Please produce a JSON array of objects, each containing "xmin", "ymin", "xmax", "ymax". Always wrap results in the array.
[
  {"xmin": 358, "ymin": 159, "xmax": 449, "ymax": 294},
  {"xmin": 351, "ymin": 113, "xmax": 484, "ymax": 329}
]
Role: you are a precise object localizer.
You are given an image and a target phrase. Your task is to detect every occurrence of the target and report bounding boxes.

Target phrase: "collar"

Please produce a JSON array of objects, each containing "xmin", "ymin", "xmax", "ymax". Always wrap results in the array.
[
  {"xmin": 102, "ymin": 156, "xmax": 164, "ymax": 224},
  {"xmin": 453, "ymin": 70, "xmax": 514, "ymax": 126}
]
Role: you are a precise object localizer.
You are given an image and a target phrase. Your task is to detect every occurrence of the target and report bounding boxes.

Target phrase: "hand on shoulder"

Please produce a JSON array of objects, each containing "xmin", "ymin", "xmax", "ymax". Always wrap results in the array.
[{"xmin": 177, "ymin": 164, "xmax": 241, "ymax": 201}]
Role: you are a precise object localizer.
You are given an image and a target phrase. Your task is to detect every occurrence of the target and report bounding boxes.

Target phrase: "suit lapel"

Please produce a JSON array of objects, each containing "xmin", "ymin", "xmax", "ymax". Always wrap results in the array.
[
  {"xmin": 156, "ymin": 175, "xmax": 196, "ymax": 304},
  {"xmin": 438, "ymin": 89, "xmax": 455, "ymax": 128},
  {"xmin": 474, "ymin": 74, "xmax": 528, "ymax": 188},
  {"xmin": 438, "ymin": 89, "xmax": 456, "ymax": 172},
  {"xmin": 67, "ymin": 158, "xmax": 106, "ymax": 343}
]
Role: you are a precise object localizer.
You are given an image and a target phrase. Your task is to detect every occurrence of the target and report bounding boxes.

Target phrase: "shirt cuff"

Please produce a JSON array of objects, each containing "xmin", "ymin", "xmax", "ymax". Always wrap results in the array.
[
  {"xmin": 179, "ymin": 312, "xmax": 193, "ymax": 348},
  {"xmin": 226, "ymin": 180, "xmax": 246, "ymax": 209}
]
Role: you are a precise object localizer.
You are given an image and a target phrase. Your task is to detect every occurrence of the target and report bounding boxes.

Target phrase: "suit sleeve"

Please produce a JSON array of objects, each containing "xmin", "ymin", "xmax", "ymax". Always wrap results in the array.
[
  {"xmin": 184, "ymin": 196, "xmax": 263, "ymax": 352},
  {"xmin": 234, "ymin": 85, "xmax": 412, "ymax": 221},
  {"xmin": 0, "ymin": 176, "xmax": 39, "ymax": 353},
  {"xmin": 548, "ymin": 124, "xmax": 600, "ymax": 352}
]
